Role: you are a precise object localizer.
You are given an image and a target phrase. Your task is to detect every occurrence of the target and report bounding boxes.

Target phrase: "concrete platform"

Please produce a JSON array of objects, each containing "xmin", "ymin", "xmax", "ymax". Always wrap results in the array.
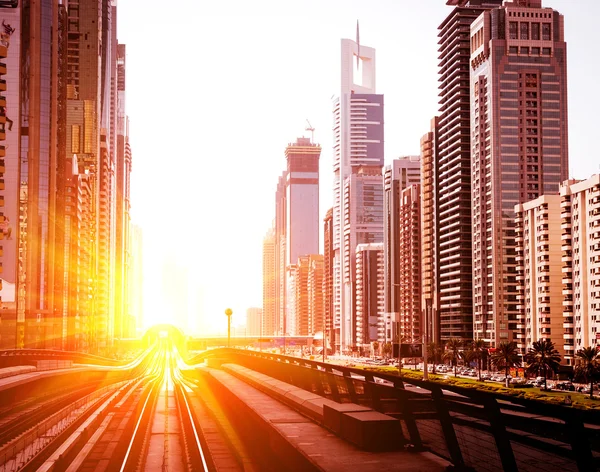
[{"xmin": 203, "ymin": 365, "xmax": 450, "ymax": 472}]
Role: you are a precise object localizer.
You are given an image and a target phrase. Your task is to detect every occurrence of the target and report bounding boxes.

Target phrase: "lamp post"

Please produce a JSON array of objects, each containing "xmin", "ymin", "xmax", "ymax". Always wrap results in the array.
[{"xmin": 224, "ymin": 308, "xmax": 233, "ymax": 348}]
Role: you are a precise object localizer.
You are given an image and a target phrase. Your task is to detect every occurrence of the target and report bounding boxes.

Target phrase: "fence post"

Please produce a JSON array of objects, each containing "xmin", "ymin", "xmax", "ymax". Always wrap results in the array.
[
  {"xmin": 363, "ymin": 372, "xmax": 383, "ymax": 411},
  {"xmin": 483, "ymin": 396, "xmax": 518, "ymax": 472},
  {"xmin": 430, "ymin": 385, "xmax": 465, "ymax": 468},
  {"xmin": 564, "ymin": 410, "xmax": 595, "ymax": 472},
  {"xmin": 343, "ymin": 370, "xmax": 360, "ymax": 404},
  {"xmin": 324, "ymin": 366, "xmax": 342, "ymax": 403},
  {"xmin": 395, "ymin": 385, "xmax": 422, "ymax": 449}
]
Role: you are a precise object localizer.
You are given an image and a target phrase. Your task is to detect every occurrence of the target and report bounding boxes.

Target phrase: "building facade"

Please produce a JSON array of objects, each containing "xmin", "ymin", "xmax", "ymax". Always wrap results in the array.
[
  {"xmin": 332, "ymin": 37, "xmax": 384, "ymax": 352},
  {"xmin": 343, "ymin": 169, "xmax": 384, "ymax": 349},
  {"xmin": 420, "ymin": 118, "xmax": 439, "ymax": 344},
  {"xmin": 560, "ymin": 176, "xmax": 600, "ymax": 364},
  {"xmin": 262, "ymin": 227, "xmax": 277, "ymax": 336},
  {"xmin": 246, "ymin": 307, "xmax": 262, "ymax": 337},
  {"xmin": 383, "ymin": 156, "xmax": 420, "ymax": 345},
  {"xmin": 307, "ymin": 254, "xmax": 324, "ymax": 336},
  {"xmin": 515, "ymin": 194, "xmax": 565, "ymax": 360},
  {"xmin": 399, "ymin": 185, "xmax": 422, "ymax": 344},
  {"xmin": 470, "ymin": 0, "xmax": 568, "ymax": 347},
  {"xmin": 323, "ymin": 208, "xmax": 335, "ymax": 350},
  {"xmin": 355, "ymin": 243, "xmax": 384, "ymax": 348},
  {"xmin": 435, "ymin": 0, "xmax": 504, "ymax": 344}
]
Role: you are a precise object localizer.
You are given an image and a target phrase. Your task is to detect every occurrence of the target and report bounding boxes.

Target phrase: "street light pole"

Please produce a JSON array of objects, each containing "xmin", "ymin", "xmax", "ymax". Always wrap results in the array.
[{"xmin": 225, "ymin": 308, "xmax": 233, "ymax": 348}]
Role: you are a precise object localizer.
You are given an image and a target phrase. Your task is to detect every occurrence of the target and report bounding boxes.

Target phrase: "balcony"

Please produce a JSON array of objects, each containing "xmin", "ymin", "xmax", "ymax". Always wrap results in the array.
[
  {"xmin": 0, "ymin": 62, "xmax": 5, "ymax": 75},
  {"xmin": 0, "ymin": 79, "xmax": 6, "ymax": 92},
  {"xmin": 0, "ymin": 145, "xmax": 4, "ymax": 158},
  {"xmin": 0, "ymin": 159, "xmax": 4, "ymax": 173},
  {"xmin": 0, "ymin": 96, "xmax": 5, "ymax": 108}
]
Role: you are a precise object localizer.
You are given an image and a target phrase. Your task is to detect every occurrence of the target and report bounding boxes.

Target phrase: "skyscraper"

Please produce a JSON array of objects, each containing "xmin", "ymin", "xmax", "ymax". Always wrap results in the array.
[
  {"xmin": 262, "ymin": 226, "xmax": 277, "ymax": 336},
  {"xmin": 323, "ymin": 208, "xmax": 335, "ymax": 349},
  {"xmin": 285, "ymin": 137, "xmax": 320, "ymax": 266},
  {"xmin": 355, "ymin": 242, "xmax": 384, "ymax": 348},
  {"xmin": 0, "ymin": 6, "xmax": 20, "ymax": 349},
  {"xmin": 420, "ymin": 118, "xmax": 439, "ymax": 344},
  {"xmin": 307, "ymin": 254, "xmax": 324, "ymax": 335},
  {"xmin": 383, "ymin": 156, "xmax": 420, "ymax": 345},
  {"xmin": 399, "ymin": 185, "xmax": 422, "ymax": 345},
  {"xmin": 20, "ymin": 0, "xmax": 65, "ymax": 348},
  {"xmin": 436, "ymin": 0, "xmax": 503, "ymax": 344},
  {"xmin": 470, "ymin": 0, "xmax": 568, "ymax": 347},
  {"xmin": 333, "ymin": 35, "xmax": 383, "ymax": 352}
]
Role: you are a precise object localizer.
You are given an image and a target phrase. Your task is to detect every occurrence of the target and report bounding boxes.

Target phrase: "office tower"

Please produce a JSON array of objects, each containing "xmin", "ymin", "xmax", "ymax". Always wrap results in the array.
[
  {"xmin": 274, "ymin": 172, "xmax": 286, "ymax": 335},
  {"xmin": 383, "ymin": 156, "xmax": 420, "ymax": 345},
  {"xmin": 307, "ymin": 254, "xmax": 324, "ymax": 335},
  {"xmin": 436, "ymin": 0, "xmax": 503, "ymax": 345},
  {"xmin": 114, "ymin": 44, "xmax": 133, "ymax": 340},
  {"xmin": 559, "ymin": 176, "xmax": 600, "ymax": 365},
  {"xmin": 20, "ymin": 0, "xmax": 66, "ymax": 348},
  {"xmin": 0, "ymin": 6, "xmax": 19, "ymax": 349},
  {"xmin": 343, "ymin": 170, "xmax": 384, "ymax": 349},
  {"xmin": 262, "ymin": 226, "xmax": 277, "ymax": 336},
  {"xmin": 399, "ymin": 185, "xmax": 422, "ymax": 344},
  {"xmin": 323, "ymin": 208, "xmax": 335, "ymax": 350},
  {"xmin": 61, "ymin": 0, "xmax": 105, "ymax": 351},
  {"xmin": 285, "ymin": 137, "xmax": 320, "ymax": 265},
  {"xmin": 246, "ymin": 307, "xmax": 262, "ymax": 337},
  {"xmin": 355, "ymin": 243, "xmax": 384, "ymax": 348},
  {"xmin": 470, "ymin": 0, "xmax": 568, "ymax": 347},
  {"xmin": 515, "ymin": 195, "xmax": 565, "ymax": 361},
  {"xmin": 277, "ymin": 137, "xmax": 321, "ymax": 338},
  {"xmin": 420, "ymin": 118, "xmax": 439, "ymax": 344},
  {"xmin": 293, "ymin": 255, "xmax": 310, "ymax": 336},
  {"xmin": 332, "ymin": 35, "xmax": 384, "ymax": 352},
  {"xmin": 130, "ymin": 224, "xmax": 144, "ymax": 335}
]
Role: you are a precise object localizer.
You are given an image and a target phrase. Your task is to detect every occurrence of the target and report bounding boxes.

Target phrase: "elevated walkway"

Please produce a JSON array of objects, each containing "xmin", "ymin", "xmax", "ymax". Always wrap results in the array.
[{"xmin": 192, "ymin": 363, "xmax": 449, "ymax": 471}]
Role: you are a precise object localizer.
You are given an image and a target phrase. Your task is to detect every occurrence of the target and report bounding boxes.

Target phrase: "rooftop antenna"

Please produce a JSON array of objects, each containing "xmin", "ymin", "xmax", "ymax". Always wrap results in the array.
[{"xmin": 305, "ymin": 119, "xmax": 315, "ymax": 144}]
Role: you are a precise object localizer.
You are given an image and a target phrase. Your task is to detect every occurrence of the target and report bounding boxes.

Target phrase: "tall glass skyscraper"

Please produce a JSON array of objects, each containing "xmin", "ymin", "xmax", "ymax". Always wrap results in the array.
[{"xmin": 332, "ymin": 36, "xmax": 384, "ymax": 352}]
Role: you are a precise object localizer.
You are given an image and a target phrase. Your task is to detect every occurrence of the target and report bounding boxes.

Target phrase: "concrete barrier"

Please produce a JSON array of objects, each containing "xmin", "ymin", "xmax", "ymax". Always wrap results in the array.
[{"xmin": 340, "ymin": 410, "xmax": 402, "ymax": 452}]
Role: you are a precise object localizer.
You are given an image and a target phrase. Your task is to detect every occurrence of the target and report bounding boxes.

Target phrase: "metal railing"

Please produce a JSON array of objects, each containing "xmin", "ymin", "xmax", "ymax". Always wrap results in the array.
[{"xmin": 196, "ymin": 348, "xmax": 599, "ymax": 472}]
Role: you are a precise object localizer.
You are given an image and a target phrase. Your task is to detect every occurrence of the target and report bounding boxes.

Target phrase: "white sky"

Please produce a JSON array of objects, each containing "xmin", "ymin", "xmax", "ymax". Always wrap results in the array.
[{"xmin": 116, "ymin": 0, "xmax": 600, "ymax": 334}]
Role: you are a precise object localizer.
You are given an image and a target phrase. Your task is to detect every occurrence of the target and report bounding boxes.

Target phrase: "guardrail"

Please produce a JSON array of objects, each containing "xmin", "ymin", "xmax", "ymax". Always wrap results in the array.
[
  {"xmin": 0, "ymin": 349, "xmax": 125, "ymax": 367},
  {"xmin": 194, "ymin": 348, "xmax": 599, "ymax": 472}
]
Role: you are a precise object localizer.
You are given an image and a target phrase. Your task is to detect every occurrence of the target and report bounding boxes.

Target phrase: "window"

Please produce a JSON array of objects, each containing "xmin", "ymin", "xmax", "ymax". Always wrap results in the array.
[
  {"xmin": 542, "ymin": 23, "xmax": 551, "ymax": 41},
  {"xmin": 520, "ymin": 47, "xmax": 529, "ymax": 55},
  {"xmin": 532, "ymin": 23, "xmax": 540, "ymax": 40},
  {"xmin": 509, "ymin": 22, "xmax": 518, "ymax": 40},
  {"xmin": 521, "ymin": 22, "xmax": 529, "ymax": 40}
]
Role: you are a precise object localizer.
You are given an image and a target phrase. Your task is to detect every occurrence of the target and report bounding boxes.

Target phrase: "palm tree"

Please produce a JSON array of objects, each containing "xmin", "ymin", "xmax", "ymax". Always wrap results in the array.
[
  {"xmin": 460, "ymin": 349, "xmax": 476, "ymax": 372},
  {"xmin": 491, "ymin": 342, "xmax": 521, "ymax": 385},
  {"xmin": 382, "ymin": 342, "xmax": 392, "ymax": 359},
  {"xmin": 444, "ymin": 338, "xmax": 462, "ymax": 377},
  {"xmin": 472, "ymin": 339, "xmax": 486, "ymax": 381},
  {"xmin": 372, "ymin": 341, "xmax": 380, "ymax": 358},
  {"xmin": 427, "ymin": 342, "xmax": 442, "ymax": 374},
  {"xmin": 524, "ymin": 339, "xmax": 561, "ymax": 391},
  {"xmin": 575, "ymin": 347, "xmax": 600, "ymax": 399}
]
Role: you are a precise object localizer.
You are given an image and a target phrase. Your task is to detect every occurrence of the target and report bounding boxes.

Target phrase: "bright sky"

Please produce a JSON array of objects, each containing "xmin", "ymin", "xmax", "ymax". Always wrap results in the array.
[{"xmin": 116, "ymin": 0, "xmax": 600, "ymax": 335}]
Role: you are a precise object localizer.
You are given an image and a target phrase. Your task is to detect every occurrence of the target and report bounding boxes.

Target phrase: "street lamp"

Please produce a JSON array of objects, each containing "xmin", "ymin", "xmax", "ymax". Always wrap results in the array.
[{"xmin": 224, "ymin": 308, "xmax": 233, "ymax": 348}]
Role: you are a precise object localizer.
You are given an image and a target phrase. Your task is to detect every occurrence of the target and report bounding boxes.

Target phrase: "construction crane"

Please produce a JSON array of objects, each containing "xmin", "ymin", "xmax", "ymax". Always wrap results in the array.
[{"xmin": 305, "ymin": 119, "xmax": 315, "ymax": 144}]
